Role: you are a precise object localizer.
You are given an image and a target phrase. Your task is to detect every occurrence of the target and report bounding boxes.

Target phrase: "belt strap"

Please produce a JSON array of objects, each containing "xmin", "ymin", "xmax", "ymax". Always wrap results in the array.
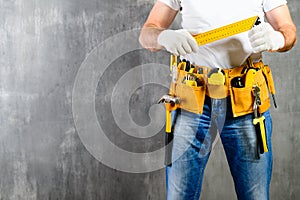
[{"xmin": 173, "ymin": 58, "xmax": 264, "ymax": 99}]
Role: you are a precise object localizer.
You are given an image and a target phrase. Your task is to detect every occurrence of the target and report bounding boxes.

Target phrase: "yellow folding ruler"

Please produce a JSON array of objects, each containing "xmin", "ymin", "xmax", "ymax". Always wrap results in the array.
[{"xmin": 193, "ymin": 16, "xmax": 259, "ymax": 45}]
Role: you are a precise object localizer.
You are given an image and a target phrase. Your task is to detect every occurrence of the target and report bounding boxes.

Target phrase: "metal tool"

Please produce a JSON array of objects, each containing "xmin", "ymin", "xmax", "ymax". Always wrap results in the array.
[
  {"xmin": 158, "ymin": 94, "xmax": 180, "ymax": 167},
  {"xmin": 181, "ymin": 73, "xmax": 203, "ymax": 87},
  {"xmin": 253, "ymin": 86, "xmax": 261, "ymax": 108},
  {"xmin": 197, "ymin": 67, "xmax": 203, "ymax": 74},
  {"xmin": 231, "ymin": 76, "xmax": 244, "ymax": 88},
  {"xmin": 262, "ymin": 66, "xmax": 277, "ymax": 108},
  {"xmin": 157, "ymin": 94, "xmax": 181, "ymax": 105},
  {"xmin": 252, "ymin": 86, "xmax": 269, "ymax": 157},
  {"xmin": 158, "ymin": 94, "xmax": 180, "ymax": 133}
]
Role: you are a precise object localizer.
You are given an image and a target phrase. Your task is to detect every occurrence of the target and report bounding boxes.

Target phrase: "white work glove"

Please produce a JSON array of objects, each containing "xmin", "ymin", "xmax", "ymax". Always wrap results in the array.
[
  {"xmin": 248, "ymin": 22, "xmax": 285, "ymax": 53},
  {"xmin": 157, "ymin": 29, "xmax": 198, "ymax": 56}
]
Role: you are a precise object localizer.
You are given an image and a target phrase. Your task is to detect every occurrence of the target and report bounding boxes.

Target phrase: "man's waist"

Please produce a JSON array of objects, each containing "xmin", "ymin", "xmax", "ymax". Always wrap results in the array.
[
  {"xmin": 182, "ymin": 50, "xmax": 262, "ymax": 69},
  {"xmin": 168, "ymin": 56, "xmax": 274, "ymax": 117}
]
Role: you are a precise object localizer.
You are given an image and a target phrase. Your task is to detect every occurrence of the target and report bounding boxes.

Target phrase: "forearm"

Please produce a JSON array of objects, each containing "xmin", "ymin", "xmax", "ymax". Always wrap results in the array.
[
  {"xmin": 139, "ymin": 25, "xmax": 164, "ymax": 52},
  {"xmin": 139, "ymin": 1, "xmax": 178, "ymax": 52},
  {"xmin": 277, "ymin": 24, "xmax": 297, "ymax": 52},
  {"xmin": 265, "ymin": 4, "xmax": 297, "ymax": 52}
]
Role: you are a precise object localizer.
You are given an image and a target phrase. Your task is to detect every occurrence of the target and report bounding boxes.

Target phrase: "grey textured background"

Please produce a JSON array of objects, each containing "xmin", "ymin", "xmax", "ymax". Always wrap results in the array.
[{"xmin": 0, "ymin": 0, "xmax": 299, "ymax": 199}]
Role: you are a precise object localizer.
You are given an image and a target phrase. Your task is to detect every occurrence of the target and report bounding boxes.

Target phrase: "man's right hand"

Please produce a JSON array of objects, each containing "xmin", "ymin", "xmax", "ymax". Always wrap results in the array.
[{"xmin": 157, "ymin": 29, "xmax": 199, "ymax": 56}]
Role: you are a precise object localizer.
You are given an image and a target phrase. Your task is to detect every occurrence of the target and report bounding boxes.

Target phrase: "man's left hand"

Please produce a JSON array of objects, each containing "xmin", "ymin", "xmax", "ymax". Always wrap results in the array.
[{"xmin": 248, "ymin": 23, "xmax": 285, "ymax": 53}]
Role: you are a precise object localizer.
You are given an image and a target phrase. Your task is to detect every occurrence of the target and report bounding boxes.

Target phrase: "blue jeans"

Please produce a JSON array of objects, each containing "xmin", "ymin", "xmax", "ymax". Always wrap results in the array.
[{"xmin": 166, "ymin": 96, "xmax": 273, "ymax": 200}]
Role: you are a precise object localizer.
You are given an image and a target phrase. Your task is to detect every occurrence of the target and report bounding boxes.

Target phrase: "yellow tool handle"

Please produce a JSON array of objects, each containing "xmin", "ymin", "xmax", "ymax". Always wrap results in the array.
[
  {"xmin": 253, "ymin": 116, "xmax": 269, "ymax": 153},
  {"xmin": 193, "ymin": 16, "xmax": 258, "ymax": 46},
  {"xmin": 185, "ymin": 80, "xmax": 197, "ymax": 86},
  {"xmin": 165, "ymin": 103, "xmax": 178, "ymax": 133},
  {"xmin": 189, "ymin": 68, "xmax": 195, "ymax": 73},
  {"xmin": 166, "ymin": 110, "xmax": 172, "ymax": 133},
  {"xmin": 177, "ymin": 62, "xmax": 185, "ymax": 70}
]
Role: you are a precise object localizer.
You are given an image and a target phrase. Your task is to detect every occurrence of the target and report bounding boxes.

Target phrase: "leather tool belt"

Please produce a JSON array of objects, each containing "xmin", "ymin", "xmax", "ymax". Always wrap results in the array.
[{"xmin": 168, "ymin": 56, "xmax": 276, "ymax": 117}]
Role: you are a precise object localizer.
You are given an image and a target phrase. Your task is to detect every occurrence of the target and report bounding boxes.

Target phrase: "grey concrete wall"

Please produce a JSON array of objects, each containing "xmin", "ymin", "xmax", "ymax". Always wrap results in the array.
[{"xmin": 0, "ymin": 0, "xmax": 299, "ymax": 200}]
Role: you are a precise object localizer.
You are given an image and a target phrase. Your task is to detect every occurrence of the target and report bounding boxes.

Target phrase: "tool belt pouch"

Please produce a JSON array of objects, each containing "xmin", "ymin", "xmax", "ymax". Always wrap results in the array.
[
  {"xmin": 169, "ymin": 69, "xmax": 206, "ymax": 114},
  {"xmin": 229, "ymin": 66, "xmax": 271, "ymax": 117}
]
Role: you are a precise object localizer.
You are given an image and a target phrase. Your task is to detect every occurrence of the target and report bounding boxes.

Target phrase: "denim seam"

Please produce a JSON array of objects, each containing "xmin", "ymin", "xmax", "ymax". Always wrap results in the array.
[{"xmin": 193, "ymin": 115, "xmax": 213, "ymax": 200}]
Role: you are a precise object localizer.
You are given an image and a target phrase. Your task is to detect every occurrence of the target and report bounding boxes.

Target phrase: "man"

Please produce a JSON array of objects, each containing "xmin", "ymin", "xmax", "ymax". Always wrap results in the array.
[{"xmin": 139, "ymin": 0, "xmax": 297, "ymax": 200}]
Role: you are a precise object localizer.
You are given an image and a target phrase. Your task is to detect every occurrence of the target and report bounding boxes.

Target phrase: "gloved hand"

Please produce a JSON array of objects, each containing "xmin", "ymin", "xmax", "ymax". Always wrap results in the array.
[
  {"xmin": 157, "ymin": 29, "xmax": 198, "ymax": 56},
  {"xmin": 248, "ymin": 22, "xmax": 285, "ymax": 53}
]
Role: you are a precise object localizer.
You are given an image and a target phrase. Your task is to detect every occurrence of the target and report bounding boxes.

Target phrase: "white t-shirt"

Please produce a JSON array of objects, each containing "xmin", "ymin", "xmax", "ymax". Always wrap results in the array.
[{"xmin": 158, "ymin": 0, "xmax": 287, "ymax": 68}]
